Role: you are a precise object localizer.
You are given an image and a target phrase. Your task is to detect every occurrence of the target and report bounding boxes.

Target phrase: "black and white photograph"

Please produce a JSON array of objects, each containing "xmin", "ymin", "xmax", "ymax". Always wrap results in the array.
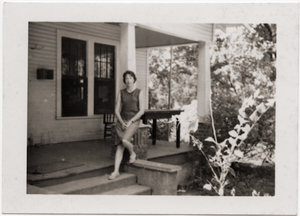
[{"xmin": 2, "ymin": 2, "xmax": 299, "ymax": 215}]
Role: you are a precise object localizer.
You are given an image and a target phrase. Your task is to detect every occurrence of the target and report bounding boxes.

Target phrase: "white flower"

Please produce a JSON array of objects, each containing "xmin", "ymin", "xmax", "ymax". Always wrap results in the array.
[
  {"xmin": 238, "ymin": 113, "xmax": 249, "ymax": 125},
  {"xmin": 238, "ymin": 108, "xmax": 247, "ymax": 119},
  {"xmin": 203, "ymin": 184, "xmax": 212, "ymax": 191},
  {"xmin": 231, "ymin": 188, "xmax": 236, "ymax": 196},
  {"xmin": 223, "ymin": 154, "xmax": 237, "ymax": 163},
  {"xmin": 252, "ymin": 190, "xmax": 260, "ymax": 196},
  {"xmin": 241, "ymin": 124, "xmax": 251, "ymax": 133},
  {"xmin": 229, "ymin": 130, "xmax": 238, "ymax": 138},
  {"xmin": 234, "ymin": 124, "xmax": 241, "ymax": 130},
  {"xmin": 256, "ymin": 102, "xmax": 267, "ymax": 114},
  {"xmin": 237, "ymin": 132, "xmax": 248, "ymax": 141},
  {"xmin": 188, "ymin": 118, "xmax": 199, "ymax": 133},
  {"xmin": 234, "ymin": 150, "xmax": 244, "ymax": 158},
  {"xmin": 265, "ymin": 99, "xmax": 276, "ymax": 107},
  {"xmin": 249, "ymin": 110, "xmax": 259, "ymax": 122},
  {"xmin": 253, "ymin": 89, "xmax": 260, "ymax": 98}
]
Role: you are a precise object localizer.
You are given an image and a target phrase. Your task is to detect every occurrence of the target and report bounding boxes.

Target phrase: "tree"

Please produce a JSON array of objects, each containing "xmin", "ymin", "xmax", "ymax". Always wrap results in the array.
[
  {"xmin": 148, "ymin": 45, "xmax": 199, "ymax": 109},
  {"xmin": 210, "ymin": 24, "xmax": 276, "ymax": 154},
  {"xmin": 185, "ymin": 24, "xmax": 276, "ymax": 194},
  {"xmin": 148, "ymin": 24, "xmax": 276, "ymax": 149}
]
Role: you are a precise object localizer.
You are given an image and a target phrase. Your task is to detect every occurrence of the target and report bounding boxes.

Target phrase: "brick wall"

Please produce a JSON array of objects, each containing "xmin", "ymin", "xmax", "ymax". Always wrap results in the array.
[{"xmin": 192, "ymin": 122, "xmax": 213, "ymax": 142}]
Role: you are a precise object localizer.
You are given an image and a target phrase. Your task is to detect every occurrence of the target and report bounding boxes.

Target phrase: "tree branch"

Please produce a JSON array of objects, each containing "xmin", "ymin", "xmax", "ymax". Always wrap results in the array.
[{"xmin": 227, "ymin": 75, "xmax": 238, "ymax": 94}]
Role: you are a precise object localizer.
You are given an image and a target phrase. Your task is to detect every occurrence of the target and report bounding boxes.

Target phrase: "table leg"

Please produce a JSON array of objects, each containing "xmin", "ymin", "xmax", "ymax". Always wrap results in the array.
[
  {"xmin": 152, "ymin": 119, "xmax": 157, "ymax": 145},
  {"xmin": 176, "ymin": 118, "xmax": 180, "ymax": 148},
  {"xmin": 142, "ymin": 118, "xmax": 147, "ymax": 124}
]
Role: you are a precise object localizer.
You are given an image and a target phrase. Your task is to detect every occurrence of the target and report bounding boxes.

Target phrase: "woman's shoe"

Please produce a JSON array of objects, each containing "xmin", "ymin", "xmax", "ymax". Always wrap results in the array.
[
  {"xmin": 129, "ymin": 153, "xmax": 136, "ymax": 164},
  {"xmin": 108, "ymin": 172, "xmax": 120, "ymax": 180}
]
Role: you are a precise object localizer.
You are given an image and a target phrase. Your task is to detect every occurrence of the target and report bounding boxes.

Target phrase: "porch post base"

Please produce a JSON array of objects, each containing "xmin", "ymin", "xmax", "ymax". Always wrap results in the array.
[
  {"xmin": 125, "ymin": 159, "xmax": 182, "ymax": 195},
  {"xmin": 192, "ymin": 122, "xmax": 213, "ymax": 142}
]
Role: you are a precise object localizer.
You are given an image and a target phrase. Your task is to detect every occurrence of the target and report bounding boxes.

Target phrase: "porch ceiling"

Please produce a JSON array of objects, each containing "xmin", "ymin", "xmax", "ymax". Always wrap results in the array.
[
  {"xmin": 215, "ymin": 23, "xmax": 253, "ymax": 33},
  {"xmin": 135, "ymin": 27, "xmax": 197, "ymax": 48},
  {"xmin": 106, "ymin": 22, "xmax": 251, "ymax": 48},
  {"xmin": 106, "ymin": 23, "xmax": 198, "ymax": 48}
]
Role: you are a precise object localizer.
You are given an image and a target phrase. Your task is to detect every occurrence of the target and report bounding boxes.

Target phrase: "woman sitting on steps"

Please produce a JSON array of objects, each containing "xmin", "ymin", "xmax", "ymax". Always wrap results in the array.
[{"xmin": 108, "ymin": 70, "xmax": 145, "ymax": 180}]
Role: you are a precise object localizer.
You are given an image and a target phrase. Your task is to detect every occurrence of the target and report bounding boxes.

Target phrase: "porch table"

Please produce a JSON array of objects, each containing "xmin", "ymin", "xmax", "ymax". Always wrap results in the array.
[{"xmin": 141, "ymin": 109, "xmax": 183, "ymax": 148}]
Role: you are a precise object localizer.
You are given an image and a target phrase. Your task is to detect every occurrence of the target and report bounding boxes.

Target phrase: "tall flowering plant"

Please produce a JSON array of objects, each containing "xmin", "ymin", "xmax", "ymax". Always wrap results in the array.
[{"xmin": 191, "ymin": 89, "xmax": 275, "ymax": 196}]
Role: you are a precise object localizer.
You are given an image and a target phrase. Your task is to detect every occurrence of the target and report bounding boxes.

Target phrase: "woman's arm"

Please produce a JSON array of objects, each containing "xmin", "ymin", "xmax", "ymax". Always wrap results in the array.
[
  {"xmin": 115, "ymin": 91, "xmax": 126, "ymax": 129},
  {"xmin": 130, "ymin": 90, "xmax": 145, "ymax": 123}
]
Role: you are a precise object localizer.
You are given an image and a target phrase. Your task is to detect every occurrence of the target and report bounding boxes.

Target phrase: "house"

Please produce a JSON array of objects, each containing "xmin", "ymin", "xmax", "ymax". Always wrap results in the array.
[{"xmin": 28, "ymin": 22, "xmax": 249, "ymax": 145}]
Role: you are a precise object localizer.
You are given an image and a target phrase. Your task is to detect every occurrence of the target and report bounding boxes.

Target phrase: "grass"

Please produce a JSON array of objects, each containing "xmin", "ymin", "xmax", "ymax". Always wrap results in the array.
[{"xmin": 178, "ymin": 144, "xmax": 275, "ymax": 196}]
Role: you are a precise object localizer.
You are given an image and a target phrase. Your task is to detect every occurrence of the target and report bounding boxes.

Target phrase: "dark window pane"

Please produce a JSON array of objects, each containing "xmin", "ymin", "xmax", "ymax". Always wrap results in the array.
[
  {"xmin": 101, "ymin": 62, "xmax": 106, "ymax": 78},
  {"xmin": 77, "ymin": 59, "xmax": 85, "ymax": 76},
  {"xmin": 94, "ymin": 62, "xmax": 99, "ymax": 78},
  {"xmin": 78, "ymin": 41, "xmax": 86, "ymax": 58},
  {"xmin": 101, "ymin": 46, "xmax": 107, "ymax": 62},
  {"xmin": 62, "ymin": 76, "xmax": 87, "ymax": 117},
  {"xmin": 107, "ymin": 47, "xmax": 113, "ymax": 62},
  {"xmin": 75, "ymin": 60, "xmax": 78, "ymax": 75},
  {"xmin": 107, "ymin": 62, "xmax": 112, "ymax": 79},
  {"xmin": 94, "ymin": 79, "xmax": 115, "ymax": 114},
  {"xmin": 61, "ymin": 37, "xmax": 87, "ymax": 117},
  {"xmin": 70, "ymin": 41, "xmax": 77, "ymax": 57},
  {"xmin": 62, "ymin": 37, "xmax": 70, "ymax": 56},
  {"xmin": 108, "ymin": 62, "xmax": 114, "ymax": 79},
  {"xmin": 62, "ymin": 58, "xmax": 69, "ymax": 75},
  {"xmin": 94, "ymin": 43, "xmax": 115, "ymax": 114},
  {"xmin": 81, "ymin": 87, "xmax": 84, "ymax": 100},
  {"xmin": 69, "ymin": 58, "xmax": 75, "ymax": 76},
  {"xmin": 95, "ymin": 44, "xmax": 100, "ymax": 60},
  {"xmin": 95, "ymin": 54, "xmax": 100, "ymax": 62}
]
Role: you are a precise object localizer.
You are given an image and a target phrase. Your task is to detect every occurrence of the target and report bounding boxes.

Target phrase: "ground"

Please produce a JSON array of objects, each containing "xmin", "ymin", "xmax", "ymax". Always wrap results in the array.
[
  {"xmin": 178, "ymin": 162, "xmax": 275, "ymax": 196},
  {"xmin": 178, "ymin": 144, "xmax": 275, "ymax": 196}
]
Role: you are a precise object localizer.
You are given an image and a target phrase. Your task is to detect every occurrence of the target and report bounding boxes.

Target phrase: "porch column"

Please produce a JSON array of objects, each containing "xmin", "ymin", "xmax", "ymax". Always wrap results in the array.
[
  {"xmin": 197, "ymin": 42, "xmax": 211, "ymax": 122},
  {"xmin": 119, "ymin": 23, "xmax": 137, "ymax": 89}
]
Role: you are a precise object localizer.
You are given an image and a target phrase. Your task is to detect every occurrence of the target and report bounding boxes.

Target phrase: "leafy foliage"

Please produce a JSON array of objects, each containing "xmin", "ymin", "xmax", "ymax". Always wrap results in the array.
[
  {"xmin": 148, "ymin": 46, "xmax": 198, "ymax": 110},
  {"xmin": 148, "ymin": 26, "xmax": 276, "ymax": 196},
  {"xmin": 148, "ymin": 25, "xmax": 276, "ymax": 150},
  {"xmin": 210, "ymin": 25, "xmax": 276, "ymax": 153},
  {"xmin": 192, "ymin": 91, "xmax": 275, "ymax": 196},
  {"xmin": 148, "ymin": 46, "xmax": 199, "ymax": 142}
]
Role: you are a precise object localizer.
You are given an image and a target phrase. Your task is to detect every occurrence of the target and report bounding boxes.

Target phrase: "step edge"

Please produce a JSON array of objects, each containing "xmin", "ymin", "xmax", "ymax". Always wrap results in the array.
[
  {"xmin": 43, "ymin": 173, "xmax": 136, "ymax": 194},
  {"xmin": 99, "ymin": 184, "xmax": 152, "ymax": 195}
]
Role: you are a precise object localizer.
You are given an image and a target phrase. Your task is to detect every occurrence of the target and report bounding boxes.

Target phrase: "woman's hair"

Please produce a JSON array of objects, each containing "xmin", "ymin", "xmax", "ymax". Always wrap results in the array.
[{"xmin": 123, "ymin": 70, "xmax": 137, "ymax": 84}]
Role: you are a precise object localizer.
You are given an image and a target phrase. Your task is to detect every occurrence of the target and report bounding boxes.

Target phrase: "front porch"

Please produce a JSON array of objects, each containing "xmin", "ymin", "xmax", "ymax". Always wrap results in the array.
[{"xmin": 27, "ymin": 138, "xmax": 193, "ymax": 194}]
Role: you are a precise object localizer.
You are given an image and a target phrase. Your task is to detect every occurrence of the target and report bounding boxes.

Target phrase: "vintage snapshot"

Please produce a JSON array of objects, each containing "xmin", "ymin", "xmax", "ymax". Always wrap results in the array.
[{"xmin": 2, "ymin": 2, "xmax": 298, "ymax": 215}]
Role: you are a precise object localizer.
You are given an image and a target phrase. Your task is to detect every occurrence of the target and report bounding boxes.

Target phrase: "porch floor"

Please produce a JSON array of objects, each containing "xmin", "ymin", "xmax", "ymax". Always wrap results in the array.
[{"xmin": 27, "ymin": 138, "xmax": 193, "ymax": 183}]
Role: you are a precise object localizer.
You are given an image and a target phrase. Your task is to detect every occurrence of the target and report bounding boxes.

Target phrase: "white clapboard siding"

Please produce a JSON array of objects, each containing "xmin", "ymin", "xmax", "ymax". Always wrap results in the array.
[
  {"xmin": 28, "ymin": 22, "xmax": 120, "ymax": 145},
  {"xmin": 136, "ymin": 48, "xmax": 149, "ymax": 109},
  {"xmin": 136, "ymin": 23, "xmax": 214, "ymax": 43}
]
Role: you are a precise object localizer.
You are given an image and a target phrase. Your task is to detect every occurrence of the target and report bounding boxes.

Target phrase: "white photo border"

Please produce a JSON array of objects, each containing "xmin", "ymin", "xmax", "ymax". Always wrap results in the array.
[{"xmin": 2, "ymin": 2, "xmax": 299, "ymax": 215}]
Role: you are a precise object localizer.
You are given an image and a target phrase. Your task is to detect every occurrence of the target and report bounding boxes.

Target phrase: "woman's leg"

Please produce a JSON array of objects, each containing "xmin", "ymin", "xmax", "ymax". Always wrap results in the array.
[
  {"xmin": 113, "ymin": 144, "xmax": 125, "ymax": 174},
  {"xmin": 121, "ymin": 139, "xmax": 134, "ymax": 155},
  {"xmin": 122, "ymin": 139, "xmax": 136, "ymax": 163}
]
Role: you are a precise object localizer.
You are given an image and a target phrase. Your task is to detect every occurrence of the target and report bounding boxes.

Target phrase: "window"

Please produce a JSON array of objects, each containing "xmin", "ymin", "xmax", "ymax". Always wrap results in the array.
[
  {"xmin": 57, "ymin": 29, "xmax": 119, "ymax": 119},
  {"xmin": 94, "ymin": 43, "xmax": 115, "ymax": 114},
  {"xmin": 61, "ymin": 37, "xmax": 87, "ymax": 117}
]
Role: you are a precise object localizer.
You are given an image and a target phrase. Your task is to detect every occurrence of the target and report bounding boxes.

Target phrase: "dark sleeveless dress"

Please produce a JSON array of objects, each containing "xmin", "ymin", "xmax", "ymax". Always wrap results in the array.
[{"xmin": 114, "ymin": 88, "xmax": 141, "ymax": 145}]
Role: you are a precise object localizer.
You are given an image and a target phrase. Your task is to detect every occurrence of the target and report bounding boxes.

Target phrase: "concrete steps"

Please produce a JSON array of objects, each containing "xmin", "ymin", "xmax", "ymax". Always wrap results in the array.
[
  {"xmin": 29, "ymin": 166, "xmax": 115, "ymax": 188},
  {"xmin": 99, "ymin": 184, "xmax": 151, "ymax": 195},
  {"xmin": 42, "ymin": 172, "xmax": 150, "ymax": 195}
]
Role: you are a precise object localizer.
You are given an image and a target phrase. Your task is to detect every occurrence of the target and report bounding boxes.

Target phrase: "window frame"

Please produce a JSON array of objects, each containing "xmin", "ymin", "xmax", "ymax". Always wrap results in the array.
[
  {"xmin": 56, "ymin": 29, "xmax": 120, "ymax": 119},
  {"xmin": 94, "ymin": 43, "xmax": 115, "ymax": 114}
]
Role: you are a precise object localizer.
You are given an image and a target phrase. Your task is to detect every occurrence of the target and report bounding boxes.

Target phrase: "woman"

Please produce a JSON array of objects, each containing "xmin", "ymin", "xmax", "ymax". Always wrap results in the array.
[{"xmin": 109, "ymin": 70, "xmax": 145, "ymax": 180}]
